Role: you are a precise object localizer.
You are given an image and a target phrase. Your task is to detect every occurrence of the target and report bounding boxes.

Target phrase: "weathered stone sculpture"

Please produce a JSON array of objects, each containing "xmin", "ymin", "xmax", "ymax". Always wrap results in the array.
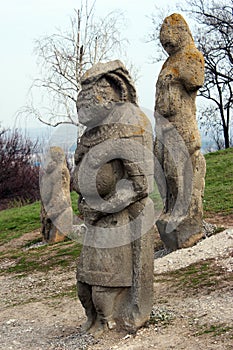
[
  {"xmin": 40, "ymin": 146, "xmax": 73, "ymax": 243},
  {"xmin": 154, "ymin": 13, "xmax": 206, "ymax": 251},
  {"xmin": 73, "ymin": 60, "xmax": 155, "ymax": 336}
]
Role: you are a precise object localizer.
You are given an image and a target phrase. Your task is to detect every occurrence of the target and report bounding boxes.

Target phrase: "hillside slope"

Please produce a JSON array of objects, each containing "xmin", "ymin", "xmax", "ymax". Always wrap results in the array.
[{"xmin": 204, "ymin": 147, "xmax": 233, "ymax": 214}]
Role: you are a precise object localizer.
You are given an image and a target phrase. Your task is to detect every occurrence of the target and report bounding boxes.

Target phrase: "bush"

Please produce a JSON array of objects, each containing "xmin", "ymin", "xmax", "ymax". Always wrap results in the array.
[{"xmin": 0, "ymin": 126, "xmax": 40, "ymax": 209}]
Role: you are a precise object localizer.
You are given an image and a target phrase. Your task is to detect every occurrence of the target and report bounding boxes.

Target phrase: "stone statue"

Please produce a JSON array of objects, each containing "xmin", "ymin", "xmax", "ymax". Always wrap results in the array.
[
  {"xmin": 154, "ymin": 13, "xmax": 206, "ymax": 251},
  {"xmin": 73, "ymin": 60, "xmax": 155, "ymax": 336},
  {"xmin": 40, "ymin": 146, "xmax": 73, "ymax": 243}
]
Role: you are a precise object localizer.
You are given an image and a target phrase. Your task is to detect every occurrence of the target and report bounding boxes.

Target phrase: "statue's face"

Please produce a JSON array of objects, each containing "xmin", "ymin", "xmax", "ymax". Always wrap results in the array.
[
  {"xmin": 44, "ymin": 150, "xmax": 64, "ymax": 173},
  {"xmin": 160, "ymin": 16, "xmax": 190, "ymax": 55},
  {"xmin": 77, "ymin": 78, "xmax": 120, "ymax": 127},
  {"xmin": 160, "ymin": 23, "xmax": 183, "ymax": 55}
]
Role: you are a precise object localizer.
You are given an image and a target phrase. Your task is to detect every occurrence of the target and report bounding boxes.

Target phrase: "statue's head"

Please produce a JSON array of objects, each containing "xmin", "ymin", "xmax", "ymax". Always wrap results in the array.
[
  {"xmin": 45, "ymin": 146, "xmax": 65, "ymax": 173},
  {"xmin": 49, "ymin": 146, "xmax": 65, "ymax": 163},
  {"xmin": 160, "ymin": 13, "xmax": 193, "ymax": 55},
  {"xmin": 77, "ymin": 60, "xmax": 137, "ymax": 126}
]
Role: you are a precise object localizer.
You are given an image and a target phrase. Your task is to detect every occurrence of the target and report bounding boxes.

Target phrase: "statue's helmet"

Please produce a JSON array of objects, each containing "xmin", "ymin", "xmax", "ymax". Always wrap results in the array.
[{"xmin": 79, "ymin": 60, "xmax": 137, "ymax": 104}]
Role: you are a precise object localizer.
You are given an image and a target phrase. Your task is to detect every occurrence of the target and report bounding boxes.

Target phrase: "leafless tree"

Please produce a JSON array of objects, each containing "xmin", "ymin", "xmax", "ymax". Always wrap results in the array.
[
  {"xmin": 199, "ymin": 104, "xmax": 233, "ymax": 151},
  {"xmin": 148, "ymin": 0, "xmax": 232, "ymax": 149},
  {"xmin": 146, "ymin": 4, "xmax": 175, "ymax": 63},
  {"xmin": 22, "ymin": 1, "xmax": 127, "ymax": 131}
]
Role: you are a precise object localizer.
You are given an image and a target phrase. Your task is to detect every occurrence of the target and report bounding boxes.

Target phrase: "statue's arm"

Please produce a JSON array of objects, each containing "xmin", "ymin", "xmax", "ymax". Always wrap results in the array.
[
  {"xmin": 180, "ymin": 50, "xmax": 205, "ymax": 92},
  {"xmin": 98, "ymin": 160, "xmax": 148, "ymax": 213}
]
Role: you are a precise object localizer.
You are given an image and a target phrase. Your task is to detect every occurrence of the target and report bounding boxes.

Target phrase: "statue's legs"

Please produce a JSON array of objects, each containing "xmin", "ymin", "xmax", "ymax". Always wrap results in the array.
[
  {"xmin": 77, "ymin": 281, "xmax": 97, "ymax": 332},
  {"xmin": 78, "ymin": 282, "xmax": 125, "ymax": 336},
  {"xmin": 91, "ymin": 286, "xmax": 124, "ymax": 334}
]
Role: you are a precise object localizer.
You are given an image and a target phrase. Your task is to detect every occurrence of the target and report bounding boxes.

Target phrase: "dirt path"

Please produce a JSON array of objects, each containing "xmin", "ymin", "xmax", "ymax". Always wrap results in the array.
[{"xmin": 0, "ymin": 222, "xmax": 233, "ymax": 349}]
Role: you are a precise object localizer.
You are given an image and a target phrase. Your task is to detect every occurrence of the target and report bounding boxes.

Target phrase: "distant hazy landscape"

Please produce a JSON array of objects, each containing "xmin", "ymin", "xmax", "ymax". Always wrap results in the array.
[{"xmin": 26, "ymin": 123, "xmax": 217, "ymax": 155}]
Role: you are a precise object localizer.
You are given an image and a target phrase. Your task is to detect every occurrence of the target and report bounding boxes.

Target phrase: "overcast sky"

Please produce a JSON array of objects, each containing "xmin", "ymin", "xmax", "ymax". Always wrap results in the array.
[{"xmin": 0, "ymin": 0, "xmax": 185, "ymax": 129}]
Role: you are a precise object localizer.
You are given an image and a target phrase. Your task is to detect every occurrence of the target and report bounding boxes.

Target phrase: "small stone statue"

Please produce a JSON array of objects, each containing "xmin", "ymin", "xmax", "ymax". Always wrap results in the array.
[
  {"xmin": 154, "ymin": 13, "xmax": 206, "ymax": 250},
  {"xmin": 40, "ymin": 146, "xmax": 73, "ymax": 243},
  {"xmin": 73, "ymin": 60, "xmax": 155, "ymax": 336}
]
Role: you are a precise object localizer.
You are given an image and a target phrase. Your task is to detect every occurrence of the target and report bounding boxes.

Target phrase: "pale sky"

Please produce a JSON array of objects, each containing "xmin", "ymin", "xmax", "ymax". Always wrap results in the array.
[{"xmin": 0, "ymin": 0, "xmax": 184, "ymax": 129}]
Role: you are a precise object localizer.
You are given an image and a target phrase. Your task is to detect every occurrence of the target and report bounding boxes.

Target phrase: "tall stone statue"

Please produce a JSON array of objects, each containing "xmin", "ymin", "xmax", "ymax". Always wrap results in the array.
[
  {"xmin": 73, "ymin": 60, "xmax": 155, "ymax": 336},
  {"xmin": 40, "ymin": 146, "xmax": 73, "ymax": 243},
  {"xmin": 154, "ymin": 13, "xmax": 206, "ymax": 251}
]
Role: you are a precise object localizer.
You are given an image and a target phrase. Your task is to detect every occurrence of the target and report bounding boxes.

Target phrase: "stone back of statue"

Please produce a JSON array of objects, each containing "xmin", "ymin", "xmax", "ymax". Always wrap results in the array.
[
  {"xmin": 73, "ymin": 60, "xmax": 155, "ymax": 335},
  {"xmin": 154, "ymin": 13, "xmax": 206, "ymax": 250},
  {"xmin": 40, "ymin": 146, "xmax": 73, "ymax": 243}
]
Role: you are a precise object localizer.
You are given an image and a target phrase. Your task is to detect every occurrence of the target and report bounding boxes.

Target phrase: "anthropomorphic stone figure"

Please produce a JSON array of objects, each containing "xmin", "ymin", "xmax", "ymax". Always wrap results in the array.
[
  {"xmin": 73, "ymin": 60, "xmax": 155, "ymax": 336},
  {"xmin": 154, "ymin": 13, "xmax": 206, "ymax": 250},
  {"xmin": 40, "ymin": 146, "xmax": 73, "ymax": 243}
]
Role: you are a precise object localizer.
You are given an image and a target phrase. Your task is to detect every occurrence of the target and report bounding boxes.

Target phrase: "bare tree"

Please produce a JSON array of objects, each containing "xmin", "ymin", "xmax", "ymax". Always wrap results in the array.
[
  {"xmin": 146, "ymin": 4, "xmax": 175, "ymax": 63},
  {"xmin": 22, "ymin": 1, "xmax": 127, "ymax": 130},
  {"xmin": 199, "ymin": 104, "xmax": 233, "ymax": 151}
]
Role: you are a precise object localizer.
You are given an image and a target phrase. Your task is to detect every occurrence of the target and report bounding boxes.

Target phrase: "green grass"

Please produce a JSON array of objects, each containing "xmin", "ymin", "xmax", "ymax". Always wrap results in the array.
[
  {"xmin": 70, "ymin": 191, "xmax": 79, "ymax": 214},
  {"xmin": 52, "ymin": 284, "xmax": 78, "ymax": 299},
  {"xmin": 169, "ymin": 261, "xmax": 218, "ymax": 291},
  {"xmin": 0, "ymin": 201, "xmax": 41, "ymax": 245},
  {"xmin": 204, "ymin": 148, "xmax": 233, "ymax": 213},
  {"xmin": 153, "ymin": 148, "xmax": 233, "ymax": 214},
  {"xmin": 0, "ymin": 192, "xmax": 80, "ymax": 246},
  {"xmin": 0, "ymin": 191, "xmax": 82, "ymax": 277},
  {"xmin": 195, "ymin": 324, "xmax": 233, "ymax": 337},
  {"xmin": 150, "ymin": 182, "xmax": 164, "ymax": 213},
  {"xmin": 155, "ymin": 259, "xmax": 233, "ymax": 295},
  {"xmin": 2, "ymin": 240, "xmax": 82, "ymax": 275}
]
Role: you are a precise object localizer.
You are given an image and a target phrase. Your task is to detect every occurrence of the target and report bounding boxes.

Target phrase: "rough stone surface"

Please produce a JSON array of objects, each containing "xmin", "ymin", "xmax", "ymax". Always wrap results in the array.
[
  {"xmin": 154, "ymin": 13, "xmax": 206, "ymax": 251},
  {"xmin": 73, "ymin": 60, "xmax": 155, "ymax": 336},
  {"xmin": 40, "ymin": 146, "xmax": 73, "ymax": 243}
]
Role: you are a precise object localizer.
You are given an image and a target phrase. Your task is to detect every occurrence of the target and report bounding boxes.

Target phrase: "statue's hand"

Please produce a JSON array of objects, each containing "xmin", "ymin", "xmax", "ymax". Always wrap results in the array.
[{"xmin": 99, "ymin": 179, "xmax": 137, "ymax": 213}]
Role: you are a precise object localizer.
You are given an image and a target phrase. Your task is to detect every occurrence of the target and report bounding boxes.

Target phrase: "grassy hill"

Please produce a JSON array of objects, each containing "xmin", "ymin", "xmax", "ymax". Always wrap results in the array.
[
  {"xmin": 0, "ymin": 192, "xmax": 79, "ymax": 246},
  {"xmin": 204, "ymin": 147, "xmax": 233, "ymax": 214}
]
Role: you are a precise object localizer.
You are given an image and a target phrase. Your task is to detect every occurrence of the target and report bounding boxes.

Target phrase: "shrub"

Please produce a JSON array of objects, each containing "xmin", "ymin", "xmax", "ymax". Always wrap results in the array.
[{"xmin": 0, "ymin": 126, "xmax": 40, "ymax": 209}]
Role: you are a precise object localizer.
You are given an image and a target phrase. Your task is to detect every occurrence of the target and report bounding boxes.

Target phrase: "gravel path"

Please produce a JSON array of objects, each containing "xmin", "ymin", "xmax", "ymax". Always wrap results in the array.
[{"xmin": 0, "ymin": 228, "xmax": 233, "ymax": 349}]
